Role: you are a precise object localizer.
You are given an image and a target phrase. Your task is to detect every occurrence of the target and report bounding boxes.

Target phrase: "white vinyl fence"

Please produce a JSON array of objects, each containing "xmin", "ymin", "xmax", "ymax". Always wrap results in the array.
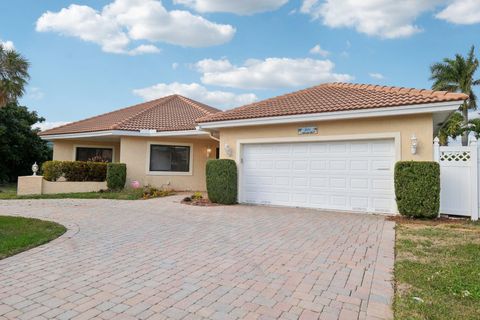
[{"xmin": 434, "ymin": 136, "xmax": 479, "ymax": 221}]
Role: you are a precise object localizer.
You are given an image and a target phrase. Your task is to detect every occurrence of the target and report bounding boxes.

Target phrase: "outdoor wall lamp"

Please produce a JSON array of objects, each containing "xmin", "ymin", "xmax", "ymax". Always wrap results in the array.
[
  {"xmin": 411, "ymin": 134, "xmax": 418, "ymax": 155},
  {"xmin": 206, "ymin": 147, "xmax": 212, "ymax": 158}
]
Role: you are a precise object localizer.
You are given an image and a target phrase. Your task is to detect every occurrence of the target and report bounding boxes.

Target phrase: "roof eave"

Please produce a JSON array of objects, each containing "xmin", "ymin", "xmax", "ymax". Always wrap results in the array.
[
  {"xmin": 197, "ymin": 101, "xmax": 463, "ymax": 129},
  {"xmin": 40, "ymin": 129, "xmax": 210, "ymax": 141}
]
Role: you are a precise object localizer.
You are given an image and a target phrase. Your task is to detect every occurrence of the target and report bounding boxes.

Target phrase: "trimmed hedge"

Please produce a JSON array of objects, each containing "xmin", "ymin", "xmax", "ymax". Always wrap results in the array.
[
  {"xmin": 206, "ymin": 159, "xmax": 237, "ymax": 205},
  {"xmin": 107, "ymin": 163, "xmax": 126, "ymax": 190},
  {"xmin": 394, "ymin": 161, "xmax": 440, "ymax": 219},
  {"xmin": 42, "ymin": 160, "xmax": 107, "ymax": 182}
]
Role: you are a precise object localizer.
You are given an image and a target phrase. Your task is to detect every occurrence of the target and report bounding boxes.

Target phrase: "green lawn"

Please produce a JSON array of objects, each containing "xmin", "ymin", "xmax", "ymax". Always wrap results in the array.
[
  {"xmin": 394, "ymin": 219, "xmax": 480, "ymax": 319},
  {"xmin": 0, "ymin": 183, "xmax": 146, "ymax": 200},
  {"xmin": 0, "ymin": 216, "xmax": 66, "ymax": 259}
]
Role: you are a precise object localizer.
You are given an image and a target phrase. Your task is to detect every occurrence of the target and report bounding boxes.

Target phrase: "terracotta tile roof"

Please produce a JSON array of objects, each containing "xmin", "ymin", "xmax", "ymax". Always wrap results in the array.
[
  {"xmin": 197, "ymin": 82, "xmax": 468, "ymax": 123},
  {"xmin": 39, "ymin": 95, "xmax": 221, "ymax": 136}
]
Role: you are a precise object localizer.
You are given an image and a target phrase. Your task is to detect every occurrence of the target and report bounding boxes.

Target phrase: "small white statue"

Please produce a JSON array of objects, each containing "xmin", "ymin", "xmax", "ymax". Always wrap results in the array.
[{"xmin": 32, "ymin": 162, "xmax": 39, "ymax": 176}]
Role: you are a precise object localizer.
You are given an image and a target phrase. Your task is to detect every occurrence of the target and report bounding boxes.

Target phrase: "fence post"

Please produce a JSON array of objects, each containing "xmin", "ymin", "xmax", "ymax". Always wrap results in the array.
[
  {"xmin": 433, "ymin": 137, "xmax": 440, "ymax": 162},
  {"xmin": 470, "ymin": 137, "xmax": 479, "ymax": 221},
  {"xmin": 434, "ymin": 137, "xmax": 441, "ymax": 218}
]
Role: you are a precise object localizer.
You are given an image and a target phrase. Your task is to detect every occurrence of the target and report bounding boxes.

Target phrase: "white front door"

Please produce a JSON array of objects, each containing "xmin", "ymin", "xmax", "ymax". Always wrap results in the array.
[{"xmin": 240, "ymin": 139, "xmax": 396, "ymax": 213}]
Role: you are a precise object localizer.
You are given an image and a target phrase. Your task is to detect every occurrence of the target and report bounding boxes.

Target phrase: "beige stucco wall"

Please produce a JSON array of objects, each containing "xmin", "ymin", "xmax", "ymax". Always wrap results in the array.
[
  {"xmin": 17, "ymin": 176, "xmax": 107, "ymax": 195},
  {"xmin": 42, "ymin": 180, "xmax": 107, "ymax": 194},
  {"xmin": 120, "ymin": 136, "xmax": 218, "ymax": 191},
  {"xmin": 218, "ymin": 114, "xmax": 434, "ymax": 161},
  {"xmin": 52, "ymin": 139, "xmax": 121, "ymax": 162}
]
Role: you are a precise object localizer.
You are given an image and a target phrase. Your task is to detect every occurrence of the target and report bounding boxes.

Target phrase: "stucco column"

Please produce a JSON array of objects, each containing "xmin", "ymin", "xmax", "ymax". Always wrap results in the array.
[{"xmin": 17, "ymin": 176, "xmax": 44, "ymax": 195}]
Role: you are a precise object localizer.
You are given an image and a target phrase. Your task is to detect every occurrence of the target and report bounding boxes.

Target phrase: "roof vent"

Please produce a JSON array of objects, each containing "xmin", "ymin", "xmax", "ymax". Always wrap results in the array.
[{"xmin": 140, "ymin": 129, "xmax": 157, "ymax": 134}]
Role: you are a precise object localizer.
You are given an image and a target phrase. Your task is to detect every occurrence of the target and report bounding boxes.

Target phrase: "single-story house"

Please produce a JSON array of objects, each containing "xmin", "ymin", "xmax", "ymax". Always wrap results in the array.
[
  {"xmin": 40, "ymin": 82, "xmax": 467, "ymax": 214},
  {"xmin": 39, "ymin": 95, "xmax": 222, "ymax": 191}
]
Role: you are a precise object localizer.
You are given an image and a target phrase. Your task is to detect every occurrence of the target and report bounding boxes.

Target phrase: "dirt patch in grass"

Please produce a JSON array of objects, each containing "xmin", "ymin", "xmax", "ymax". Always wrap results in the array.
[{"xmin": 394, "ymin": 219, "xmax": 480, "ymax": 319}]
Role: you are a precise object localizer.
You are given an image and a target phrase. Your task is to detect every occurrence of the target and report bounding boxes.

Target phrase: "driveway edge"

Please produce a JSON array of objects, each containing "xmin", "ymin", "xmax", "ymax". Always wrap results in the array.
[{"xmin": 366, "ymin": 220, "xmax": 395, "ymax": 319}]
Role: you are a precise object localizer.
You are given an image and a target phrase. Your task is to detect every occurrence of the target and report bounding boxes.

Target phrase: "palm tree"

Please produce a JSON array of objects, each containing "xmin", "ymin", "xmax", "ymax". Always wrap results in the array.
[
  {"xmin": 468, "ymin": 118, "xmax": 480, "ymax": 139},
  {"xmin": 0, "ymin": 44, "xmax": 30, "ymax": 107},
  {"xmin": 430, "ymin": 46, "xmax": 480, "ymax": 146},
  {"xmin": 438, "ymin": 112, "xmax": 464, "ymax": 145}
]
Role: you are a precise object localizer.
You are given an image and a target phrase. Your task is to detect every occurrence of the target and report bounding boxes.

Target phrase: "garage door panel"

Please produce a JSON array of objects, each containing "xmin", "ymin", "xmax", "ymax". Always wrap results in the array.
[
  {"xmin": 275, "ymin": 160, "xmax": 290, "ymax": 169},
  {"xmin": 331, "ymin": 195, "xmax": 348, "ymax": 207},
  {"xmin": 241, "ymin": 139, "xmax": 395, "ymax": 213},
  {"xmin": 351, "ymin": 197, "xmax": 369, "ymax": 210},
  {"xmin": 372, "ymin": 178, "xmax": 393, "ymax": 190},
  {"xmin": 350, "ymin": 178, "xmax": 369, "ymax": 190},
  {"xmin": 274, "ymin": 176, "xmax": 290, "ymax": 186},
  {"xmin": 293, "ymin": 177, "xmax": 308, "ymax": 187},
  {"xmin": 311, "ymin": 177, "xmax": 328, "ymax": 188},
  {"xmin": 293, "ymin": 161, "xmax": 308, "ymax": 170},
  {"xmin": 372, "ymin": 141, "xmax": 394, "ymax": 153},
  {"xmin": 329, "ymin": 160, "xmax": 347, "ymax": 170},
  {"xmin": 258, "ymin": 160, "xmax": 274, "ymax": 169},
  {"xmin": 330, "ymin": 177, "xmax": 347, "ymax": 189},
  {"xmin": 372, "ymin": 198, "xmax": 394, "ymax": 212},
  {"xmin": 350, "ymin": 142, "xmax": 370, "ymax": 153},
  {"xmin": 292, "ymin": 144, "xmax": 309, "ymax": 153},
  {"xmin": 371, "ymin": 160, "xmax": 392, "ymax": 170},
  {"xmin": 311, "ymin": 160, "xmax": 328, "ymax": 170},
  {"xmin": 310, "ymin": 144, "xmax": 328, "ymax": 153}
]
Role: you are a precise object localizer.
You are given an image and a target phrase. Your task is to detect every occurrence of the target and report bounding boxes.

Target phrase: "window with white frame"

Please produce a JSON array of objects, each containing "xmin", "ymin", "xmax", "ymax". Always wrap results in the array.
[{"xmin": 149, "ymin": 144, "xmax": 190, "ymax": 172}]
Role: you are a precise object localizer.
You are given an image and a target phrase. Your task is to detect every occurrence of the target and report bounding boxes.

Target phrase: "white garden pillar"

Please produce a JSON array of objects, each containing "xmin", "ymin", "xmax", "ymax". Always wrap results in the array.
[
  {"xmin": 433, "ymin": 137, "xmax": 440, "ymax": 162},
  {"xmin": 470, "ymin": 136, "xmax": 479, "ymax": 221}
]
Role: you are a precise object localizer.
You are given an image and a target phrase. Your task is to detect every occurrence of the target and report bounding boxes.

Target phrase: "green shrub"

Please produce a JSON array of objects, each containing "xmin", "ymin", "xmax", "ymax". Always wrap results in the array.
[
  {"xmin": 206, "ymin": 159, "xmax": 237, "ymax": 205},
  {"xmin": 42, "ymin": 161, "xmax": 63, "ymax": 181},
  {"xmin": 42, "ymin": 161, "xmax": 107, "ymax": 182},
  {"xmin": 394, "ymin": 161, "xmax": 440, "ymax": 219},
  {"xmin": 107, "ymin": 163, "xmax": 126, "ymax": 190}
]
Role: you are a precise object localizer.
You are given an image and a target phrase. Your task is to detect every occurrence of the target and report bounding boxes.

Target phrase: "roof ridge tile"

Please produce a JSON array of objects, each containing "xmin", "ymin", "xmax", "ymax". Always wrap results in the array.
[{"xmin": 177, "ymin": 95, "xmax": 221, "ymax": 114}]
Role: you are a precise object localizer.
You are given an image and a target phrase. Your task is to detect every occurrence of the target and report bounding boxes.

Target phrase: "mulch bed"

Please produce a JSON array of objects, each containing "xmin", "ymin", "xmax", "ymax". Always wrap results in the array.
[{"xmin": 181, "ymin": 198, "xmax": 221, "ymax": 206}]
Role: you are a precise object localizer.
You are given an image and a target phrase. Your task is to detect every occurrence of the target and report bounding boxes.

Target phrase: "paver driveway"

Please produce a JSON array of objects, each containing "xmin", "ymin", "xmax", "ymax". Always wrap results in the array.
[{"xmin": 0, "ymin": 196, "xmax": 394, "ymax": 320}]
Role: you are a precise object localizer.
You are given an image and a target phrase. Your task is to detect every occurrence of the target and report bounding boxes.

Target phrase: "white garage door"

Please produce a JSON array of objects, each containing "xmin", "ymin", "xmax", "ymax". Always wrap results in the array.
[{"xmin": 240, "ymin": 139, "xmax": 396, "ymax": 213}]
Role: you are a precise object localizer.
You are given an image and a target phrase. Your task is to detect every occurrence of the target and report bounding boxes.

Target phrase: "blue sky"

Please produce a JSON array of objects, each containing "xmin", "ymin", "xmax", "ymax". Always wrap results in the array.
[{"xmin": 1, "ymin": 0, "xmax": 479, "ymax": 129}]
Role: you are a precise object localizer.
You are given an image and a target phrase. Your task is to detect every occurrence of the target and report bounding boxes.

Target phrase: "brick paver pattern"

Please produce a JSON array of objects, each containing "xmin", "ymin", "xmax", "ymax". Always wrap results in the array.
[{"xmin": 0, "ymin": 196, "xmax": 394, "ymax": 320}]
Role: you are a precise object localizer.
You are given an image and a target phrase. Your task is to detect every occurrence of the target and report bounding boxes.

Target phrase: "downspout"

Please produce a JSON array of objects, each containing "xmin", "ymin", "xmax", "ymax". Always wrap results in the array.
[
  {"xmin": 208, "ymin": 132, "xmax": 220, "ymax": 142},
  {"xmin": 196, "ymin": 125, "xmax": 220, "ymax": 142}
]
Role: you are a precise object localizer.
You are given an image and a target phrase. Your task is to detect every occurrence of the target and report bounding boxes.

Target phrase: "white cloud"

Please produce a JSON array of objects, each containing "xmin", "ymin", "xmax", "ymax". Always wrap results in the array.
[
  {"xmin": 196, "ymin": 58, "xmax": 233, "ymax": 73},
  {"xmin": 36, "ymin": 0, "xmax": 235, "ymax": 54},
  {"xmin": 196, "ymin": 57, "xmax": 353, "ymax": 90},
  {"xmin": 0, "ymin": 39, "xmax": 14, "ymax": 50},
  {"xmin": 127, "ymin": 44, "xmax": 161, "ymax": 56},
  {"xmin": 133, "ymin": 82, "xmax": 257, "ymax": 108},
  {"xmin": 436, "ymin": 0, "xmax": 480, "ymax": 24},
  {"xmin": 172, "ymin": 63, "xmax": 179, "ymax": 70},
  {"xmin": 300, "ymin": 0, "xmax": 443, "ymax": 39},
  {"xmin": 27, "ymin": 87, "xmax": 45, "ymax": 100},
  {"xmin": 34, "ymin": 121, "xmax": 71, "ymax": 132},
  {"xmin": 173, "ymin": 0, "xmax": 288, "ymax": 15},
  {"xmin": 309, "ymin": 44, "xmax": 329, "ymax": 57},
  {"xmin": 369, "ymin": 73, "xmax": 385, "ymax": 80}
]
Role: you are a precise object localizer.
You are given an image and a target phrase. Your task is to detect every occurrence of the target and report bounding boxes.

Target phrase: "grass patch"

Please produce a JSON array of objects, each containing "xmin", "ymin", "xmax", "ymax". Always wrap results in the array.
[
  {"xmin": 394, "ymin": 219, "xmax": 480, "ymax": 319},
  {"xmin": 0, "ymin": 216, "xmax": 66, "ymax": 259},
  {"xmin": 0, "ymin": 184, "xmax": 173, "ymax": 200}
]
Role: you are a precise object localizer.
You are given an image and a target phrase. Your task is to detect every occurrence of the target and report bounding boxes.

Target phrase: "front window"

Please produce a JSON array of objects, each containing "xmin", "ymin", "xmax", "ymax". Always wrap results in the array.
[
  {"xmin": 76, "ymin": 147, "xmax": 113, "ymax": 162},
  {"xmin": 149, "ymin": 144, "xmax": 190, "ymax": 172}
]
